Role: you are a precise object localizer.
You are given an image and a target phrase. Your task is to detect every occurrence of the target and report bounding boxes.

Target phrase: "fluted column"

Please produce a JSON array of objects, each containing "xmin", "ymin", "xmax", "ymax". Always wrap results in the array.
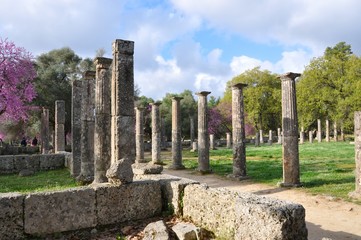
[
  {"xmin": 93, "ymin": 57, "xmax": 112, "ymax": 183},
  {"xmin": 279, "ymin": 72, "xmax": 301, "ymax": 187},
  {"xmin": 135, "ymin": 106, "xmax": 145, "ymax": 163},
  {"xmin": 151, "ymin": 102, "xmax": 162, "ymax": 164},
  {"xmin": 197, "ymin": 91, "xmax": 211, "ymax": 173},
  {"xmin": 41, "ymin": 108, "xmax": 49, "ymax": 154},
  {"xmin": 229, "ymin": 83, "xmax": 248, "ymax": 179},
  {"xmin": 170, "ymin": 97, "xmax": 185, "ymax": 169}
]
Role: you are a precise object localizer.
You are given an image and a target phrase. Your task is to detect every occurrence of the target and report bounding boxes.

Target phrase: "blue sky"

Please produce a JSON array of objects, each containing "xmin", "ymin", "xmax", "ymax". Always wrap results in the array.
[{"xmin": 1, "ymin": 0, "xmax": 361, "ymax": 100}]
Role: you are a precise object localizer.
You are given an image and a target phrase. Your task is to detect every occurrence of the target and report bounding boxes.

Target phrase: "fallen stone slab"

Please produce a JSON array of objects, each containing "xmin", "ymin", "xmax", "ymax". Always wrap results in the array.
[{"xmin": 132, "ymin": 163, "xmax": 163, "ymax": 175}]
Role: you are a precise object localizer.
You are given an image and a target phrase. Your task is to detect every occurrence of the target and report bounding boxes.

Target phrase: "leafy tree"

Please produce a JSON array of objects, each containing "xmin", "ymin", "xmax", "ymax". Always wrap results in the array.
[
  {"xmin": 222, "ymin": 67, "xmax": 281, "ymax": 132},
  {"xmin": 0, "ymin": 38, "xmax": 37, "ymax": 120}
]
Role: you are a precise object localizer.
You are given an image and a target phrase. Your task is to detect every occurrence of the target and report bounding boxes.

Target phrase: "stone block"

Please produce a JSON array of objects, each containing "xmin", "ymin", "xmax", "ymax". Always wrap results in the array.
[
  {"xmin": 0, "ymin": 156, "xmax": 14, "ymax": 174},
  {"xmin": 14, "ymin": 155, "xmax": 40, "ymax": 172},
  {"xmin": 143, "ymin": 220, "xmax": 169, "ymax": 240},
  {"xmin": 95, "ymin": 181, "xmax": 162, "ymax": 225},
  {"xmin": 24, "ymin": 187, "xmax": 96, "ymax": 235},
  {"xmin": 39, "ymin": 153, "xmax": 65, "ymax": 170},
  {"xmin": 0, "ymin": 193, "xmax": 25, "ymax": 240}
]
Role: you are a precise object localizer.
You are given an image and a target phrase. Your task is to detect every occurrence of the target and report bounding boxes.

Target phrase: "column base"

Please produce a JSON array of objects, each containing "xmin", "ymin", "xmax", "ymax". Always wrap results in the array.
[
  {"xmin": 196, "ymin": 168, "xmax": 212, "ymax": 174},
  {"xmin": 168, "ymin": 164, "xmax": 186, "ymax": 170},
  {"xmin": 227, "ymin": 174, "xmax": 250, "ymax": 181},
  {"xmin": 76, "ymin": 174, "xmax": 94, "ymax": 185},
  {"xmin": 348, "ymin": 191, "xmax": 361, "ymax": 199},
  {"xmin": 277, "ymin": 182, "xmax": 303, "ymax": 188}
]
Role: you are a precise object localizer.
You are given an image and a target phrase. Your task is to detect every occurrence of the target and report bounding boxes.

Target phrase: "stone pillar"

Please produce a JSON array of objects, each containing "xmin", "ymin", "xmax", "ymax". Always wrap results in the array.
[
  {"xmin": 334, "ymin": 121, "xmax": 338, "ymax": 142},
  {"xmin": 255, "ymin": 132, "xmax": 260, "ymax": 147},
  {"xmin": 40, "ymin": 108, "xmax": 49, "ymax": 154},
  {"xmin": 317, "ymin": 119, "xmax": 322, "ymax": 143},
  {"xmin": 209, "ymin": 134, "xmax": 216, "ymax": 150},
  {"xmin": 300, "ymin": 130, "xmax": 305, "ymax": 144},
  {"xmin": 170, "ymin": 97, "xmax": 185, "ymax": 169},
  {"xmin": 349, "ymin": 112, "xmax": 361, "ymax": 198},
  {"xmin": 309, "ymin": 131, "xmax": 313, "ymax": 143},
  {"xmin": 325, "ymin": 119, "xmax": 330, "ymax": 142},
  {"xmin": 93, "ymin": 57, "xmax": 112, "ymax": 183},
  {"xmin": 108, "ymin": 39, "xmax": 135, "ymax": 184},
  {"xmin": 71, "ymin": 79, "xmax": 82, "ymax": 177},
  {"xmin": 151, "ymin": 102, "xmax": 162, "ymax": 164},
  {"xmin": 279, "ymin": 72, "xmax": 301, "ymax": 187},
  {"xmin": 268, "ymin": 130, "xmax": 273, "ymax": 145},
  {"xmin": 54, "ymin": 100, "xmax": 65, "ymax": 152},
  {"xmin": 191, "ymin": 141, "xmax": 198, "ymax": 152},
  {"xmin": 161, "ymin": 117, "xmax": 167, "ymax": 150},
  {"xmin": 190, "ymin": 115, "xmax": 195, "ymax": 143},
  {"xmin": 77, "ymin": 71, "xmax": 96, "ymax": 184},
  {"xmin": 229, "ymin": 83, "xmax": 248, "ymax": 179},
  {"xmin": 259, "ymin": 129, "xmax": 264, "ymax": 144},
  {"xmin": 197, "ymin": 91, "xmax": 211, "ymax": 173},
  {"xmin": 135, "ymin": 106, "xmax": 145, "ymax": 163},
  {"xmin": 277, "ymin": 128, "xmax": 282, "ymax": 144},
  {"xmin": 226, "ymin": 132, "xmax": 232, "ymax": 148}
]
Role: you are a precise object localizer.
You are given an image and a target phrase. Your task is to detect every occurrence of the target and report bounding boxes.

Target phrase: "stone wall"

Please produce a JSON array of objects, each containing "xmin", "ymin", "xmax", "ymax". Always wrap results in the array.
[
  {"xmin": 0, "ymin": 153, "xmax": 66, "ymax": 174},
  {"xmin": 0, "ymin": 146, "xmax": 39, "ymax": 155}
]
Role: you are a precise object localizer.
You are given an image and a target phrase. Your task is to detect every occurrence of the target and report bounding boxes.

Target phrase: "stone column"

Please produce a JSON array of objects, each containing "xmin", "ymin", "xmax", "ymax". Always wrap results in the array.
[
  {"xmin": 229, "ymin": 83, "xmax": 248, "ymax": 179},
  {"xmin": 277, "ymin": 128, "xmax": 282, "ymax": 144},
  {"xmin": 197, "ymin": 91, "xmax": 211, "ymax": 173},
  {"xmin": 325, "ymin": 119, "xmax": 330, "ymax": 142},
  {"xmin": 300, "ymin": 130, "xmax": 305, "ymax": 144},
  {"xmin": 40, "ymin": 108, "xmax": 49, "ymax": 154},
  {"xmin": 317, "ymin": 119, "xmax": 322, "ymax": 143},
  {"xmin": 55, "ymin": 100, "xmax": 65, "ymax": 152},
  {"xmin": 349, "ymin": 112, "xmax": 361, "ymax": 198},
  {"xmin": 268, "ymin": 130, "xmax": 273, "ymax": 145},
  {"xmin": 77, "ymin": 71, "xmax": 96, "ymax": 184},
  {"xmin": 71, "ymin": 79, "xmax": 82, "ymax": 177},
  {"xmin": 255, "ymin": 132, "xmax": 260, "ymax": 147},
  {"xmin": 226, "ymin": 132, "xmax": 232, "ymax": 148},
  {"xmin": 170, "ymin": 97, "xmax": 185, "ymax": 169},
  {"xmin": 279, "ymin": 72, "xmax": 301, "ymax": 187},
  {"xmin": 191, "ymin": 141, "xmax": 198, "ymax": 152},
  {"xmin": 151, "ymin": 102, "xmax": 162, "ymax": 164},
  {"xmin": 93, "ymin": 57, "xmax": 112, "ymax": 183},
  {"xmin": 309, "ymin": 131, "xmax": 313, "ymax": 143},
  {"xmin": 108, "ymin": 39, "xmax": 135, "ymax": 184},
  {"xmin": 334, "ymin": 121, "xmax": 338, "ymax": 142},
  {"xmin": 190, "ymin": 115, "xmax": 195, "ymax": 144},
  {"xmin": 161, "ymin": 117, "xmax": 167, "ymax": 150},
  {"xmin": 209, "ymin": 134, "xmax": 216, "ymax": 150},
  {"xmin": 259, "ymin": 129, "xmax": 264, "ymax": 144},
  {"xmin": 135, "ymin": 106, "xmax": 145, "ymax": 163}
]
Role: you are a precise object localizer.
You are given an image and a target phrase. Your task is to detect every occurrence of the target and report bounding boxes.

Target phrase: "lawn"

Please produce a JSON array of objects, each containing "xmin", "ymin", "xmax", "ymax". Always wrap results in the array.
[{"xmin": 164, "ymin": 141, "xmax": 358, "ymax": 203}]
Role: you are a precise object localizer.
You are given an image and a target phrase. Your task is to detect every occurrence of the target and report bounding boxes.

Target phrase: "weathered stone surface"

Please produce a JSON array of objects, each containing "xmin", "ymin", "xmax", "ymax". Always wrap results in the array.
[
  {"xmin": 350, "ymin": 111, "xmax": 361, "ymax": 197},
  {"xmin": 106, "ymin": 157, "xmax": 134, "ymax": 184},
  {"xmin": 132, "ymin": 163, "xmax": 163, "ymax": 175},
  {"xmin": 71, "ymin": 79, "xmax": 83, "ymax": 176},
  {"xmin": 226, "ymin": 132, "xmax": 232, "ymax": 148},
  {"xmin": 280, "ymin": 72, "xmax": 301, "ymax": 187},
  {"xmin": 259, "ymin": 129, "xmax": 264, "ymax": 144},
  {"xmin": 95, "ymin": 181, "xmax": 162, "ymax": 225},
  {"xmin": 172, "ymin": 222, "xmax": 201, "ymax": 240},
  {"xmin": 19, "ymin": 169, "xmax": 35, "ymax": 176},
  {"xmin": 171, "ymin": 97, "xmax": 184, "ymax": 169},
  {"xmin": 190, "ymin": 141, "xmax": 197, "ymax": 152},
  {"xmin": 39, "ymin": 154, "xmax": 65, "ymax": 170},
  {"xmin": 183, "ymin": 184, "xmax": 307, "ymax": 240},
  {"xmin": 143, "ymin": 220, "xmax": 169, "ymax": 240},
  {"xmin": 317, "ymin": 119, "xmax": 322, "ymax": 143},
  {"xmin": 40, "ymin": 108, "xmax": 50, "ymax": 154},
  {"xmin": 196, "ymin": 91, "xmax": 211, "ymax": 173},
  {"xmin": 135, "ymin": 106, "xmax": 145, "ymax": 163},
  {"xmin": 14, "ymin": 155, "xmax": 39, "ymax": 172},
  {"xmin": 24, "ymin": 187, "xmax": 96, "ymax": 235},
  {"xmin": 0, "ymin": 193, "xmax": 25, "ymax": 240},
  {"xmin": 151, "ymin": 102, "xmax": 162, "ymax": 164},
  {"xmin": 0, "ymin": 156, "xmax": 14, "ymax": 174},
  {"xmin": 277, "ymin": 128, "xmax": 282, "ymax": 144},
  {"xmin": 55, "ymin": 100, "xmax": 65, "ymax": 152}
]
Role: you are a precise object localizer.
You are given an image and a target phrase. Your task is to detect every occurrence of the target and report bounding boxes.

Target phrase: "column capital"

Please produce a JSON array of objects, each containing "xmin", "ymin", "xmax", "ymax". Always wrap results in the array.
[
  {"xmin": 83, "ymin": 71, "xmax": 96, "ymax": 80},
  {"xmin": 150, "ymin": 101, "xmax": 162, "ymax": 107},
  {"xmin": 113, "ymin": 39, "xmax": 134, "ymax": 55},
  {"xmin": 196, "ymin": 91, "xmax": 211, "ymax": 97},
  {"xmin": 279, "ymin": 72, "xmax": 301, "ymax": 81},
  {"xmin": 172, "ymin": 96, "xmax": 183, "ymax": 102},
  {"xmin": 134, "ymin": 106, "xmax": 145, "ymax": 111},
  {"xmin": 94, "ymin": 57, "xmax": 112, "ymax": 69},
  {"xmin": 232, "ymin": 83, "xmax": 248, "ymax": 89}
]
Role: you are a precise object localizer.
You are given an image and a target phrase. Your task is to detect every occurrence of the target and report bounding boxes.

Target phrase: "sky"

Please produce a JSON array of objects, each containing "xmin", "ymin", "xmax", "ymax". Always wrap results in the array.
[{"xmin": 1, "ymin": 0, "xmax": 361, "ymax": 100}]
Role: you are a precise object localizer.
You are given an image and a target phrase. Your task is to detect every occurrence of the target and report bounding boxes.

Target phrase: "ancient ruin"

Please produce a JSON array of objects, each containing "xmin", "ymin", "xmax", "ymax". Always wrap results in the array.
[
  {"xmin": 135, "ymin": 106, "xmax": 145, "ymax": 163},
  {"xmin": 54, "ymin": 100, "xmax": 65, "ymax": 153},
  {"xmin": 317, "ymin": 119, "xmax": 322, "ymax": 143},
  {"xmin": 71, "ymin": 78, "xmax": 83, "ymax": 176},
  {"xmin": 169, "ymin": 96, "xmax": 185, "ymax": 169},
  {"xmin": 151, "ymin": 102, "xmax": 162, "ymax": 164},
  {"xmin": 40, "ymin": 108, "xmax": 49, "ymax": 154},
  {"xmin": 349, "ymin": 112, "xmax": 361, "ymax": 198}
]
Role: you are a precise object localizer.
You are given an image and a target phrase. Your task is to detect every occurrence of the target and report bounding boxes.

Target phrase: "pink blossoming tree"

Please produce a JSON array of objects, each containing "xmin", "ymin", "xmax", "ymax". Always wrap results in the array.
[{"xmin": 0, "ymin": 38, "xmax": 37, "ymax": 120}]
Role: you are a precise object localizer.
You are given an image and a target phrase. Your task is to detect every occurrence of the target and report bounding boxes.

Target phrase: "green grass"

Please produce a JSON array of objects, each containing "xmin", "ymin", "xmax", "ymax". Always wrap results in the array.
[
  {"xmin": 164, "ymin": 141, "xmax": 359, "ymax": 203},
  {"xmin": 0, "ymin": 168, "xmax": 78, "ymax": 193}
]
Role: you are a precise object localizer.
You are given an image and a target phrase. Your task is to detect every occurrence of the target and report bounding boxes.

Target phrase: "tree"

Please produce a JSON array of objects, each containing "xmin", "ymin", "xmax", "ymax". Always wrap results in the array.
[
  {"xmin": 0, "ymin": 38, "xmax": 37, "ymax": 120},
  {"xmin": 222, "ymin": 67, "xmax": 281, "ymax": 132}
]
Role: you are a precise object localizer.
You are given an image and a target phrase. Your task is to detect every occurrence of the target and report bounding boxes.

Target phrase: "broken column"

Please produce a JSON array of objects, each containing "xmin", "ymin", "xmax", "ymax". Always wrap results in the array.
[
  {"xmin": 268, "ymin": 130, "xmax": 273, "ymax": 145},
  {"xmin": 229, "ymin": 83, "xmax": 248, "ymax": 179},
  {"xmin": 197, "ymin": 91, "xmax": 211, "ymax": 173},
  {"xmin": 54, "ymin": 100, "xmax": 65, "ymax": 152},
  {"xmin": 349, "ymin": 112, "xmax": 361, "ymax": 198},
  {"xmin": 40, "ymin": 108, "xmax": 49, "ymax": 154},
  {"xmin": 107, "ymin": 39, "xmax": 136, "ymax": 184},
  {"xmin": 325, "ymin": 119, "xmax": 330, "ymax": 142},
  {"xmin": 259, "ymin": 129, "xmax": 264, "ymax": 144},
  {"xmin": 77, "ymin": 71, "xmax": 96, "ymax": 184},
  {"xmin": 317, "ymin": 119, "xmax": 322, "ymax": 143},
  {"xmin": 277, "ymin": 128, "xmax": 282, "ymax": 144},
  {"xmin": 226, "ymin": 132, "xmax": 232, "ymax": 148},
  {"xmin": 135, "ymin": 106, "xmax": 145, "ymax": 163},
  {"xmin": 209, "ymin": 134, "xmax": 216, "ymax": 150},
  {"xmin": 279, "ymin": 72, "xmax": 302, "ymax": 187},
  {"xmin": 71, "ymin": 79, "xmax": 82, "ymax": 177},
  {"xmin": 93, "ymin": 57, "xmax": 112, "ymax": 183},
  {"xmin": 151, "ymin": 102, "xmax": 162, "ymax": 164},
  {"xmin": 169, "ymin": 96, "xmax": 185, "ymax": 169}
]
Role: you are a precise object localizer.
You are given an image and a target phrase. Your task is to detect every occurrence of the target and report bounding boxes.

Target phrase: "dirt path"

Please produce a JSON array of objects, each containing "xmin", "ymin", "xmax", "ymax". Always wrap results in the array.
[{"xmin": 164, "ymin": 169, "xmax": 361, "ymax": 240}]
